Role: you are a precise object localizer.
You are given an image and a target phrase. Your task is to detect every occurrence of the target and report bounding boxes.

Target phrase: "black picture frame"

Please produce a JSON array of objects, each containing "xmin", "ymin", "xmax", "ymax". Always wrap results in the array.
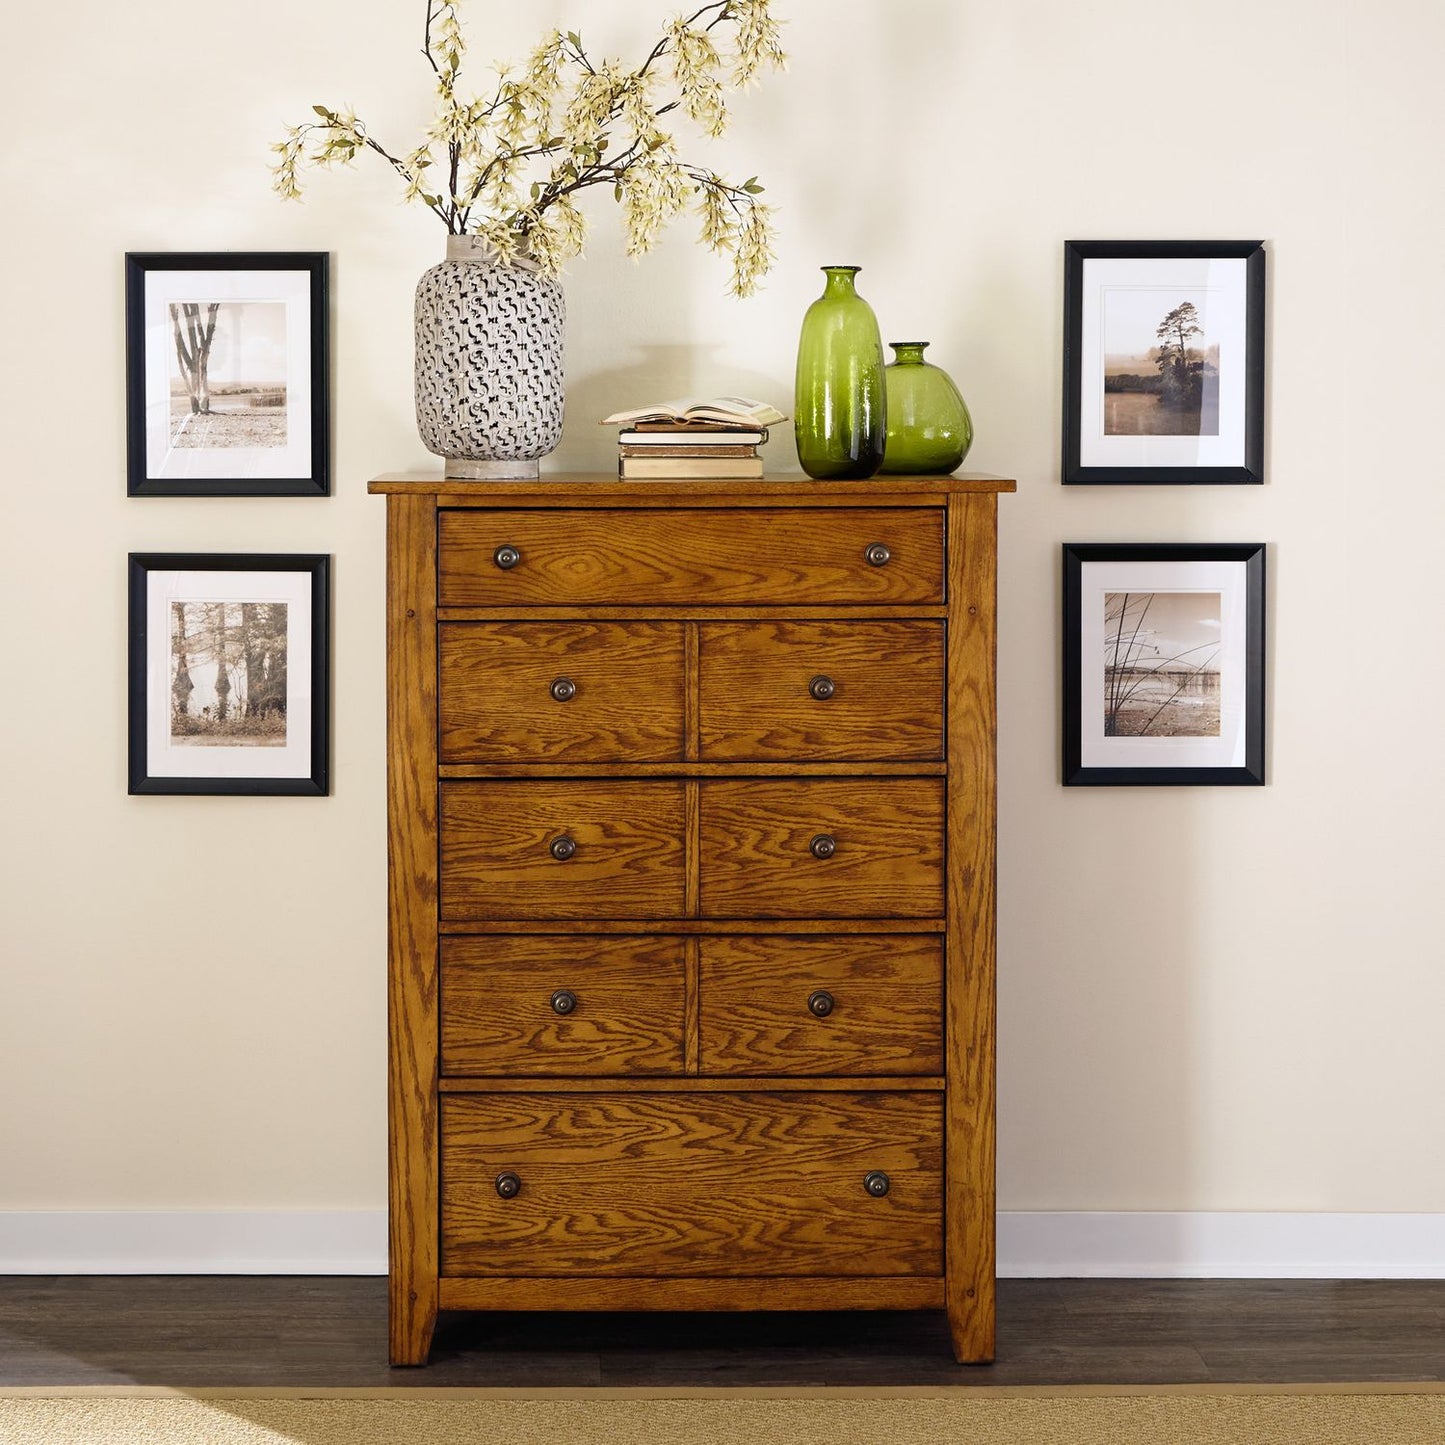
[
  {"xmin": 128, "ymin": 553, "xmax": 330, "ymax": 796},
  {"xmin": 125, "ymin": 252, "xmax": 330, "ymax": 496},
  {"xmin": 1063, "ymin": 543, "xmax": 1265, "ymax": 786},
  {"xmin": 1062, "ymin": 240, "xmax": 1265, "ymax": 485}
]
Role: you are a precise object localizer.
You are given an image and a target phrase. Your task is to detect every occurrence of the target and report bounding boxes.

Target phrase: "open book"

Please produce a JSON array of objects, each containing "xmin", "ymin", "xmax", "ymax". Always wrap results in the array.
[{"xmin": 600, "ymin": 396, "xmax": 787, "ymax": 427}]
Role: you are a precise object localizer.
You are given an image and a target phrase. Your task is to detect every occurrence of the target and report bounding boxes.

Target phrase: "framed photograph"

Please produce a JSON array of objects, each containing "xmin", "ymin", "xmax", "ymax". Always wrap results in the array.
[
  {"xmin": 128, "ymin": 554, "xmax": 330, "ymax": 796},
  {"xmin": 125, "ymin": 252, "xmax": 329, "ymax": 496},
  {"xmin": 1062, "ymin": 240, "xmax": 1264, "ymax": 484},
  {"xmin": 1063, "ymin": 543, "xmax": 1265, "ymax": 786}
]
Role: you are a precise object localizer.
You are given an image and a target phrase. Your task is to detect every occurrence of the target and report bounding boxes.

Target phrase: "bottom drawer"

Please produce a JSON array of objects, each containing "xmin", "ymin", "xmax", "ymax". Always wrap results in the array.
[{"xmin": 441, "ymin": 1091, "xmax": 942, "ymax": 1277}]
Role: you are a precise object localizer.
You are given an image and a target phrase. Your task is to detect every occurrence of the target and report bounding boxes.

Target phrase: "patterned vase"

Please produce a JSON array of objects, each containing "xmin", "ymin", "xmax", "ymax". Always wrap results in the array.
[{"xmin": 414, "ymin": 236, "xmax": 565, "ymax": 479}]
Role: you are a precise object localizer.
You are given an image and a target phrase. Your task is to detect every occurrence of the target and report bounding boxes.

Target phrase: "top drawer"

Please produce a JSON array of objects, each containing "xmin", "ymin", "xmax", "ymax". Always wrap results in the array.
[{"xmin": 438, "ymin": 508, "xmax": 945, "ymax": 607}]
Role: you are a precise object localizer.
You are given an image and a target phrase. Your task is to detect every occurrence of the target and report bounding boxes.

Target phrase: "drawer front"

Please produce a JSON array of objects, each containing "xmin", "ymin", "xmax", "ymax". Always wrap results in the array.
[
  {"xmin": 439, "ymin": 621, "xmax": 685, "ymax": 762},
  {"xmin": 699, "ymin": 936, "xmax": 944, "ymax": 1076},
  {"xmin": 440, "ymin": 782, "xmax": 687, "ymax": 920},
  {"xmin": 698, "ymin": 621, "xmax": 944, "ymax": 761},
  {"xmin": 438, "ymin": 508, "xmax": 944, "ymax": 606},
  {"xmin": 441, "ymin": 1091, "xmax": 942, "ymax": 1276},
  {"xmin": 441, "ymin": 936, "xmax": 686, "ymax": 1077},
  {"xmin": 698, "ymin": 779, "xmax": 946, "ymax": 918}
]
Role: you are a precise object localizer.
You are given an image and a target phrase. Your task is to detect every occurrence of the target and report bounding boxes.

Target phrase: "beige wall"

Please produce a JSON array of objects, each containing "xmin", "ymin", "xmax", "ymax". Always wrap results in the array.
[{"xmin": 2, "ymin": 0, "xmax": 1442, "ymax": 1219}]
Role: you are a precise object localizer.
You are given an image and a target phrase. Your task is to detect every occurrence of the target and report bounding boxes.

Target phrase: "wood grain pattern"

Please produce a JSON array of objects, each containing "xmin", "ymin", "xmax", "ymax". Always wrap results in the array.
[
  {"xmin": 698, "ymin": 935, "xmax": 944, "ymax": 1076},
  {"xmin": 438, "ymin": 622, "xmax": 685, "ymax": 762},
  {"xmin": 683, "ymin": 622, "xmax": 700, "ymax": 761},
  {"xmin": 698, "ymin": 778, "xmax": 946, "ymax": 918},
  {"xmin": 440, "ymin": 917, "xmax": 946, "ymax": 936},
  {"xmin": 438, "ymin": 1276, "xmax": 945, "ymax": 1310},
  {"xmin": 440, "ymin": 935, "xmax": 685, "ymax": 1077},
  {"xmin": 385, "ymin": 495, "xmax": 440, "ymax": 1367},
  {"xmin": 437, "ymin": 509, "xmax": 945, "ymax": 607},
  {"xmin": 437, "ymin": 1075, "xmax": 945, "ymax": 1094},
  {"xmin": 438, "ymin": 604, "xmax": 950, "ymax": 621},
  {"xmin": 698, "ymin": 621, "xmax": 945, "ymax": 761},
  {"xmin": 683, "ymin": 937, "xmax": 700, "ymax": 1075},
  {"xmin": 944, "ymin": 492, "xmax": 999, "ymax": 1364},
  {"xmin": 440, "ymin": 1092, "xmax": 943, "ymax": 1277},
  {"xmin": 439, "ymin": 761, "xmax": 948, "ymax": 779},
  {"xmin": 439, "ymin": 781, "xmax": 687, "ymax": 921},
  {"xmin": 683, "ymin": 780, "xmax": 700, "ymax": 917}
]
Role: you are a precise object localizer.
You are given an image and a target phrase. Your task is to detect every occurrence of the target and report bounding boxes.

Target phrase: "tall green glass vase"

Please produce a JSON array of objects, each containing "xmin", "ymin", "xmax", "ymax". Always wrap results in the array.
[
  {"xmin": 794, "ymin": 266, "xmax": 886, "ymax": 479},
  {"xmin": 879, "ymin": 342, "xmax": 973, "ymax": 475}
]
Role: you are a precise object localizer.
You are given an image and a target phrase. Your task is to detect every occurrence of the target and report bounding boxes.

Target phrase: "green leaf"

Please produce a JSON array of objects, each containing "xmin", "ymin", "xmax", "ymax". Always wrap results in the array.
[
  {"xmin": 743, "ymin": 182, "xmax": 764, "ymax": 194},
  {"xmin": 312, "ymin": 105, "xmax": 333, "ymax": 119},
  {"xmin": 614, "ymin": 183, "xmax": 623, "ymax": 202},
  {"xmin": 567, "ymin": 30, "xmax": 581, "ymax": 47},
  {"xmin": 530, "ymin": 182, "xmax": 542, "ymax": 199}
]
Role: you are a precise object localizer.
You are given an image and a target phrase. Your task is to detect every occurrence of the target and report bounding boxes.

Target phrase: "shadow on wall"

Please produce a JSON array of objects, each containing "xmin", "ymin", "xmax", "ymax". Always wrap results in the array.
[
  {"xmin": 996, "ymin": 549, "xmax": 1210, "ymax": 1239},
  {"xmin": 1002, "ymin": 789, "xmax": 1210, "ymax": 1231}
]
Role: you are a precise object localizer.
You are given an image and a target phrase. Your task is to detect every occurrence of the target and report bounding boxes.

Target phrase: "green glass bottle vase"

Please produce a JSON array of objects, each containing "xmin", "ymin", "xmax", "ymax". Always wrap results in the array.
[
  {"xmin": 879, "ymin": 342, "xmax": 973, "ymax": 475},
  {"xmin": 794, "ymin": 266, "xmax": 886, "ymax": 479}
]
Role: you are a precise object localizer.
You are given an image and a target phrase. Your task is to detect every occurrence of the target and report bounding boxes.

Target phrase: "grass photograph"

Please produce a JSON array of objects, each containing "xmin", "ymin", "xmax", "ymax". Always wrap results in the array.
[{"xmin": 1104, "ymin": 590, "xmax": 1222, "ymax": 737}]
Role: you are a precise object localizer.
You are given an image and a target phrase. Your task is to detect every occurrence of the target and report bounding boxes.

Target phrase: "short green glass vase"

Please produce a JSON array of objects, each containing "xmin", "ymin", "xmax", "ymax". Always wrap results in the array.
[
  {"xmin": 794, "ymin": 266, "xmax": 886, "ymax": 480},
  {"xmin": 879, "ymin": 342, "xmax": 973, "ymax": 475}
]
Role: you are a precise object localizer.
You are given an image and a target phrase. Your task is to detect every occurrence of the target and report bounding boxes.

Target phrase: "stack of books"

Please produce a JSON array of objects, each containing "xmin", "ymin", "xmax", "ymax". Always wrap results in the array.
[{"xmin": 601, "ymin": 397, "xmax": 787, "ymax": 479}]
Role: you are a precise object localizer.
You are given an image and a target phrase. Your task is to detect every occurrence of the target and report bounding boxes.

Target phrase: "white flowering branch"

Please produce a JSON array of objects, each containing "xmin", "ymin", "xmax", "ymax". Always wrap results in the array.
[{"xmin": 272, "ymin": 0, "xmax": 785, "ymax": 294}]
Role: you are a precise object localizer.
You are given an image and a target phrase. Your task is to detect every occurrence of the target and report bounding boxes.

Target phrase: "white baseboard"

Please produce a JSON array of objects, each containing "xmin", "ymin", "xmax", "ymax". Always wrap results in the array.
[
  {"xmin": 998, "ymin": 1211, "xmax": 1445, "ymax": 1278},
  {"xmin": 1, "ymin": 1210, "xmax": 1441, "ymax": 1277},
  {"xmin": 0, "ymin": 1211, "xmax": 387, "ymax": 1275}
]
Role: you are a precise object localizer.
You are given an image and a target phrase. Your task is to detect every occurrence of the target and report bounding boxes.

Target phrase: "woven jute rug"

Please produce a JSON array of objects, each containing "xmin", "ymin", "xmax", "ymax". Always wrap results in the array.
[{"xmin": 2, "ymin": 1385, "xmax": 1444, "ymax": 1444}]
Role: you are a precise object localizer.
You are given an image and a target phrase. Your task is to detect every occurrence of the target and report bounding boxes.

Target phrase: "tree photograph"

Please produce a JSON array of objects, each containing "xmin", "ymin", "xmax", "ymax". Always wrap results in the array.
[
  {"xmin": 170, "ymin": 601, "xmax": 289, "ymax": 746},
  {"xmin": 168, "ymin": 301, "xmax": 288, "ymax": 450},
  {"xmin": 1101, "ymin": 288, "xmax": 1220, "ymax": 436},
  {"xmin": 1103, "ymin": 591, "xmax": 1221, "ymax": 738}
]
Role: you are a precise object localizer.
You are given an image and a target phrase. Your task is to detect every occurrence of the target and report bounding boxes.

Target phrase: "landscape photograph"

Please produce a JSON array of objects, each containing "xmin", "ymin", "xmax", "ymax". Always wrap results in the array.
[
  {"xmin": 1102, "ymin": 287, "xmax": 1220, "ymax": 437},
  {"xmin": 168, "ymin": 300, "xmax": 288, "ymax": 450},
  {"xmin": 1103, "ymin": 590, "xmax": 1221, "ymax": 738},
  {"xmin": 170, "ymin": 601, "xmax": 288, "ymax": 746}
]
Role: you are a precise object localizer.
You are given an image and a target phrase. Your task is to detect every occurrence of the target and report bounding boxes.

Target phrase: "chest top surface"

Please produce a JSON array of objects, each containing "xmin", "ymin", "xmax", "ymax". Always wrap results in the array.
[{"xmin": 368, "ymin": 471, "xmax": 1016, "ymax": 504}]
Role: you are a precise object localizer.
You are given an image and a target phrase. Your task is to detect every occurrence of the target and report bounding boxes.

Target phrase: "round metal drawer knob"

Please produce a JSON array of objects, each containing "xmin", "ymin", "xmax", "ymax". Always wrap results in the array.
[
  {"xmin": 807, "ymin": 990, "xmax": 835, "ymax": 1018},
  {"xmin": 493, "ymin": 544, "xmax": 521, "ymax": 570},
  {"xmin": 864, "ymin": 1170, "xmax": 891, "ymax": 1198},
  {"xmin": 864, "ymin": 542, "xmax": 891, "ymax": 568},
  {"xmin": 495, "ymin": 1171, "xmax": 522, "ymax": 1199},
  {"xmin": 551, "ymin": 989, "xmax": 578, "ymax": 1016},
  {"xmin": 809, "ymin": 833, "xmax": 837, "ymax": 860},
  {"xmin": 808, "ymin": 674, "xmax": 836, "ymax": 701},
  {"xmin": 550, "ymin": 676, "xmax": 577, "ymax": 703},
  {"xmin": 550, "ymin": 835, "xmax": 577, "ymax": 861}
]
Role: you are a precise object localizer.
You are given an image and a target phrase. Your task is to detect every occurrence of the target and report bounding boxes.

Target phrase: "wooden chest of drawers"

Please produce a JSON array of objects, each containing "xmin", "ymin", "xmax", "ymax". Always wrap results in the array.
[{"xmin": 370, "ymin": 473, "xmax": 1013, "ymax": 1365}]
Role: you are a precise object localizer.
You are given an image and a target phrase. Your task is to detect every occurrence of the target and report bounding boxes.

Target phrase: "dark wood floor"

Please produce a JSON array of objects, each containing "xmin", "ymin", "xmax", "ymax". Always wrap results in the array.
[{"xmin": 1, "ymin": 1278, "xmax": 1442, "ymax": 1388}]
